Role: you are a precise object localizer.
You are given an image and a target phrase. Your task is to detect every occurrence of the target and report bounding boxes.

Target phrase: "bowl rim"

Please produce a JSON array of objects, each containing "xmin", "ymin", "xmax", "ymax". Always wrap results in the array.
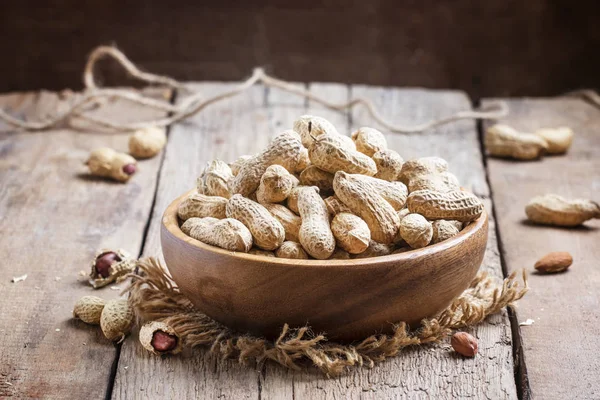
[{"xmin": 162, "ymin": 190, "xmax": 488, "ymax": 267}]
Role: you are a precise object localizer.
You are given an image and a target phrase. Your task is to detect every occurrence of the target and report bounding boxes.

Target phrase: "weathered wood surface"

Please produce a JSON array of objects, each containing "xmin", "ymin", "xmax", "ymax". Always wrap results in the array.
[
  {"xmin": 483, "ymin": 97, "xmax": 600, "ymax": 400},
  {"xmin": 0, "ymin": 89, "xmax": 169, "ymax": 398},
  {"xmin": 113, "ymin": 83, "xmax": 518, "ymax": 399}
]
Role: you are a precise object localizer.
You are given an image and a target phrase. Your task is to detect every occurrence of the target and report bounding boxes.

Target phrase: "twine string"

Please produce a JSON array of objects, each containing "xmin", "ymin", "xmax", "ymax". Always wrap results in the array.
[{"xmin": 1, "ymin": 46, "xmax": 511, "ymax": 133}]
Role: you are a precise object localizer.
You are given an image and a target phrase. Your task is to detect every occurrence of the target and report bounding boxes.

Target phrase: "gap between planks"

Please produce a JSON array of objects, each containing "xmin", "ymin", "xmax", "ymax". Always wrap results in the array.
[{"xmin": 474, "ymin": 106, "xmax": 531, "ymax": 400}]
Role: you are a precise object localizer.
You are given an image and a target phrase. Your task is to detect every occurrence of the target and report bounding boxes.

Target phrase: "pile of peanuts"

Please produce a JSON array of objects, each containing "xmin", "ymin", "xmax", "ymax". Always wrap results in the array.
[{"xmin": 177, "ymin": 115, "xmax": 484, "ymax": 260}]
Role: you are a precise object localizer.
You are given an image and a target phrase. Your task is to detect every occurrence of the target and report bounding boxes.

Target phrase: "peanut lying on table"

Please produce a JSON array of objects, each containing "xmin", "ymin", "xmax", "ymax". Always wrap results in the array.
[
  {"xmin": 177, "ymin": 115, "xmax": 485, "ymax": 259},
  {"xmin": 525, "ymin": 194, "xmax": 600, "ymax": 227},
  {"xmin": 87, "ymin": 147, "xmax": 137, "ymax": 182},
  {"xmin": 485, "ymin": 124, "xmax": 548, "ymax": 160},
  {"xmin": 128, "ymin": 126, "xmax": 167, "ymax": 159}
]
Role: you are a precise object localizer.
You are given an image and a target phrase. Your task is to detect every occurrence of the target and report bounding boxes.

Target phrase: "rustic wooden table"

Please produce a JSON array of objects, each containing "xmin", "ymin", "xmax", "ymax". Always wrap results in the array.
[{"xmin": 0, "ymin": 83, "xmax": 598, "ymax": 399}]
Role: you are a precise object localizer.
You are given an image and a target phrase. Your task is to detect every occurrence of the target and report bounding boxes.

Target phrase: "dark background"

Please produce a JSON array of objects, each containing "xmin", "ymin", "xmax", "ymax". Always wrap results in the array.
[{"xmin": 2, "ymin": 0, "xmax": 599, "ymax": 99}]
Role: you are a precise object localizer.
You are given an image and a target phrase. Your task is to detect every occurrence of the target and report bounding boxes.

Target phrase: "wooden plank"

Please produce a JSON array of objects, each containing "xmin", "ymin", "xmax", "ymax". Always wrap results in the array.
[
  {"xmin": 482, "ymin": 97, "xmax": 600, "ymax": 399},
  {"xmin": 0, "ymin": 89, "xmax": 168, "ymax": 398},
  {"xmin": 112, "ymin": 83, "xmax": 270, "ymax": 399},
  {"xmin": 260, "ymin": 86, "xmax": 517, "ymax": 399}
]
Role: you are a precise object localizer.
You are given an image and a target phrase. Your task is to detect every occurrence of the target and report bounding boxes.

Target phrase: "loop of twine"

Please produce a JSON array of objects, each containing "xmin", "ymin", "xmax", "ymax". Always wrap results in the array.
[{"xmin": 0, "ymin": 46, "xmax": 513, "ymax": 133}]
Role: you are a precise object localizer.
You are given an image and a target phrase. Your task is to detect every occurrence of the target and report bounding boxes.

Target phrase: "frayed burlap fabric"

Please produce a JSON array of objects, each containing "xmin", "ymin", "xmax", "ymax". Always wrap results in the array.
[{"xmin": 127, "ymin": 257, "xmax": 527, "ymax": 377}]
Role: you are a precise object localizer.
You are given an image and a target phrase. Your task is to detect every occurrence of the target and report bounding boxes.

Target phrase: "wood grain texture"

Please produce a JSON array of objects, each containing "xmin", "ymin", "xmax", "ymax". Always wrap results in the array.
[
  {"xmin": 482, "ymin": 97, "xmax": 600, "ymax": 400},
  {"xmin": 260, "ymin": 85, "xmax": 517, "ymax": 398},
  {"xmin": 112, "ymin": 83, "xmax": 270, "ymax": 399},
  {"xmin": 0, "ymin": 89, "xmax": 168, "ymax": 398}
]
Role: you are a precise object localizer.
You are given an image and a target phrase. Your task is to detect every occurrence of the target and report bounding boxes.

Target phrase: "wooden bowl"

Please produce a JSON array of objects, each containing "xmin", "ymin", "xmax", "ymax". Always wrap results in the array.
[{"xmin": 161, "ymin": 192, "xmax": 488, "ymax": 341}]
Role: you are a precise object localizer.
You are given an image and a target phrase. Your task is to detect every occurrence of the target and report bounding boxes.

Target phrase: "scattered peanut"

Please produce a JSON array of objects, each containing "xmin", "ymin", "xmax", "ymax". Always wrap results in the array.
[
  {"xmin": 100, "ymin": 299, "xmax": 134, "ymax": 342},
  {"xmin": 399, "ymin": 213, "xmax": 433, "ymax": 249},
  {"xmin": 407, "ymin": 189, "xmax": 484, "ymax": 222},
  {"xmin": 534, "ymin": 127, "xmax": 574, "ymax": 155},
  {"xmin": 226, "ymin": 195, "xmax": 285, "ymax": 250},
  {"xmin": 352, "ymin": 240, "xmax": 395, "ymax": 258},
  {"xmin": 299, "ymin": 165, "xmax": 335, "ymax": 194},
  {"xmin": 128, "ymin": 126, "xmax": 167, "ymax": 159},
  {"xmin": 308, "ymin": 136, "xmax": 377, "ymax": 176},
  {"xmin": 331, "ymin": 213, "xmax": 371, "ymax": 254},
  {"xmin": 431, "ymin": 220, "xmax": 462, "ymax": 244},
  {"xmin": 73, "ymin": 296, "xmax": 105, "ymax": 325},
  {"xmin": 333, "ymin": 171, "xmax": 400, "ymax": 244},
  {"xmin": 197, "ymin": 160, "xmax": 233, "ymax": 198},
  {"xmin": 262, "ymin": 203, "xmax": 302, "ymax": 242},
  {"xmin": 139, "ymin": 321, "xmax": 181, "ymax": 355},
  {"xmin": 525, "ymin": 194, "xmax": 600, "ymax": 227},
  {"xmin": 534, "ymin": 251, "xmax": 573, "ymax": 274},
  {"xmin": 297, "ymin": 186, "xmax": 336, "ymax": 259},
  {"xmin": 87, "ymin": 147, "xmax": 137, "ymax": 182},
  {"xmin": 181, "ymin": 217, "xmax": 253, "ymax": 252},
  {"xmin": 373, "ymin": 149, "xmax": 403, "ymax": 181},
  {"xmin": 351, "ymin": 127, "xmax": 387, "ymax": 156},
  {"xmin": 485, "ymin": 124, "xmax": 548, "ymax": 160},
  {"xmin": 451, "ymin": 332, "xmax": 478, "ymax": 357},
  {"xmin": 256, "ymin": 165, "xmax": 299, "ymax": 204},
  {"xmin": 230, "ymin": 130, "xmax": 305, "ymax": 196},
  {"xmin": 177, "ymin": 193, "xmax": 228, "ymax": 220},
  {"xmin": 275, "ymin": 241, "xmax": 309, "ymax": 259},
  {"xmin": 89, "ymin": 249, "xmax": 135, "ymax": 289}
]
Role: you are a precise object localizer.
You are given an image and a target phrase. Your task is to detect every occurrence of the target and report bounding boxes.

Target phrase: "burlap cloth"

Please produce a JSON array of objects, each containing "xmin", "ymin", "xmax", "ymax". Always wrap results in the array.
[{"xmin": 127, "ymin": 257, "xmax": 527, "ymax": 377}]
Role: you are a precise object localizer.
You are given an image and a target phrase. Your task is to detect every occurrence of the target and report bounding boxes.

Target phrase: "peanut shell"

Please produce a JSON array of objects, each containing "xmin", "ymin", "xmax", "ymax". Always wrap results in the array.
[
  {"xmin": 333, "ymin": 171, "xmax": 400, "ymax": 244},
  {"xmin": 351, "ymin": 127, "xmax": 388, "ymax": 156},
  {"xmin": 399, "ymin": 213, "xmax": 433, "ymax": 249},
  {"xmin": 73, "ymin": 296, "xmax": 105, "ymax": 325},
  {"xmin": 100, "ymin": 299, "xmax": 134, "ymax": 342},
  {"xmin": 229, "ymin": 130, "xmax": 305, "ymax": 196},
  {"xmin": 181, "ymin": 217, "xmax": 253, "ymax": 252},
  {"xmin": 128, "ymin": 126, "xmax": 167, "ymax": 159},
  {"xmin": 275, "ymin": 241, "xmax": 309, "ymax": 259},
  {"xmin": 177, "ymin": 193, "xmax": 228, "ymax": 221},
  {"xmin": 226, "ymin": 195, "xmax": 285, "ymax": 250},
  {"xmin": 331, "ymin": 213, "xmax": 371, "ymax": 254},
  {"xmin": 139, "ymin": 321, "xmax": 182, "ymax": 355},
  {"xmin": 407, "ymin": 189, "xmax": 484, "ymax": 222},
  {"xmin": 309, "ymin": 136, "xmax": 377, "ymax": 176},
  {"xmin": 525, "ymin": 194, "xmax": 600, "ymax": 227},
  {"xmin": 485, "ymin": 124, "xmax": 548, "ymax": 160},
  {"xmin": 297, "ymin": 186, "xmax": 336, "ymax": 259}
]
